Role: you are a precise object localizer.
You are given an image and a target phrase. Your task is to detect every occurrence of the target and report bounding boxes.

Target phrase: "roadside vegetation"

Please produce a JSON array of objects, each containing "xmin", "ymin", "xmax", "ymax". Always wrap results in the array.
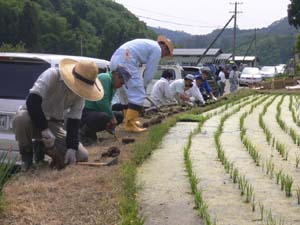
[{"xmin": 0, "ymin": 154, "xmax": 15, "ymax": 212}]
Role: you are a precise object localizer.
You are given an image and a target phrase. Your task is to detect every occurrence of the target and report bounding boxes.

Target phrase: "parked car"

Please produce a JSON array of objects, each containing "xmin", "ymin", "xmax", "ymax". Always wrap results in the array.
[
  {"xmin": 239, "ymin": 67, "xmax": 262, "ymax": 86},
  {"xmin": 0, "ymin": 53, "xmax": 109, "ymax": 163},
  {"xmin": 260, "ymin": 66, "xmax": 278, "ymax": 79},
  {"xmin": 145, "ymin": 64, "xmax": 184, "ymax": 96},
  {"xmin": 181, "ymin": 66, "xmax": 219, "ymax": 97},
  {"xmin": 275, "ymin": 64, "xmax": 286, "ymax": 74}
]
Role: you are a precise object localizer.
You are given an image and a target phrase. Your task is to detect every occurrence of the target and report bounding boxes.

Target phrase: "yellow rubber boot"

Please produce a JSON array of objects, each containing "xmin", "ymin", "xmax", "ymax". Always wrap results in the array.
[
  {"xmin": 123, "ymin": 109, "xmax": 127, "ymax": 117},
  {"xmin": 123, "ymin": 109, "xmax": 141, "ymax": 127},
  {"xmin": 124, "ymin": 109, "xmax": 147, "ymax": 132}
]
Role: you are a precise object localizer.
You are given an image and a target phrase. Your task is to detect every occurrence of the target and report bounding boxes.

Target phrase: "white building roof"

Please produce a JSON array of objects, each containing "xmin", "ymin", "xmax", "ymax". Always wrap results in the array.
[
  {"xmin": 173, "ymin": 48, "xmax": 222, "ymax": 56},
  {"xmin": 229, "ymin": 56, "xmax": 257, "ymax": 61}
]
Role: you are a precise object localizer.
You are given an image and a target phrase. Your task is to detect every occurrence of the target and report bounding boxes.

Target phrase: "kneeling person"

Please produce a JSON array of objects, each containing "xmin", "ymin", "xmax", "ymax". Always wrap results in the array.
[
  {"xmin": 13, "ymin": 59, "xmax": 104, "ymax": 171},
  {"xmin": 80, "ymin": 66, "xmax": 130, "ymax": 142}
]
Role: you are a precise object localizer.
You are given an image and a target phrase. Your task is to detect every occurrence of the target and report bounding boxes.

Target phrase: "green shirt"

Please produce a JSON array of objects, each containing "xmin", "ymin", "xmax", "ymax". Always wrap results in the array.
[{"xmin": 84, "ymin": 72, "xmax": 115, "ymax": 118}]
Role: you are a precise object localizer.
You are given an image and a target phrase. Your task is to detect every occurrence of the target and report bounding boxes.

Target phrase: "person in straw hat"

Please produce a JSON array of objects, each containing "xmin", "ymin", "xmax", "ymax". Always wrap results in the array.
[
  {"xmin": 110, "ymin": 35, "xmax": 173, "ymax": 132},
  {"xmin": 13, "ymin": 59, "xmax": 104, "ymax": 171}
]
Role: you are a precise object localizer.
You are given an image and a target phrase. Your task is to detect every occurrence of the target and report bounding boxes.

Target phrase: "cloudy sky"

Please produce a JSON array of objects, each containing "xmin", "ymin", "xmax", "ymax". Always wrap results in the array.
[{"xmin": 115, "ymin": 0, "xmax": 291, "ymax": 35}]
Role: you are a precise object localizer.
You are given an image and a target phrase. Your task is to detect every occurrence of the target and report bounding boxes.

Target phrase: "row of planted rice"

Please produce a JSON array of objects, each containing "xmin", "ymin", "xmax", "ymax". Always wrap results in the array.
[{"xmin": 186, "ymin": 94, "xmax": 300, "ymax": 225}]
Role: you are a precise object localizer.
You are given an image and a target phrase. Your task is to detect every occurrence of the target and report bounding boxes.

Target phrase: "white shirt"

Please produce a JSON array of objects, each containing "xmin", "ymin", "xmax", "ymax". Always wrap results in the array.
[
  {"xmin": 169, "ymin": 79, "xmax": 205, "ymax": 104},
  {"xmin": 150, "ymin": 77, "xmax": 174, "ymax": 106},
  {"xmin": 186, "ymin": 81, "xmax": 205, "ymax": 103},
  {"xmin": 219, "ymin": 71, "xmax": 226, "ymax": 83}
]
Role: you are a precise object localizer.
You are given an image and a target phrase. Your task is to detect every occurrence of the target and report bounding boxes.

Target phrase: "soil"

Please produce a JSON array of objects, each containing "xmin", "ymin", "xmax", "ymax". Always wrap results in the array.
[
  {"xmin": 0, "ymin": 106, "xmax": 191, "ymax": 225},
  {"xmin": 0, "ymin": 123, "xmax": 147, "ymax": 225}
]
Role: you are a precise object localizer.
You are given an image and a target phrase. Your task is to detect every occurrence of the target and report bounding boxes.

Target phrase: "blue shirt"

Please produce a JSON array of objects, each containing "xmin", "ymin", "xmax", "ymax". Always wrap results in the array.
[{"xmin": 199, "ymin": 80, "xmax": 212, "ymax": 94}]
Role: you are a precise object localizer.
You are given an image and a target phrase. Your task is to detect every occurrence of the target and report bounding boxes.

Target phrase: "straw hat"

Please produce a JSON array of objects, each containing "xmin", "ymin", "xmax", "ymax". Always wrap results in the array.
[
  {"xmin": 157, "ymin": 35, "xmax": 174, "ymax": 57},
  {"xmin": 59, "ymin": 58, "xmax": 104, "ymax": 101}
]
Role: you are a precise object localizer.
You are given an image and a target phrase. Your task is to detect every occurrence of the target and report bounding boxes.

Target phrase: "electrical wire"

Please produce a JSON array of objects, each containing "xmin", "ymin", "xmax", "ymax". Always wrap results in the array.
[{"xmin": 136, "ymin": 15, "xmax": 224, "ymax": 29}]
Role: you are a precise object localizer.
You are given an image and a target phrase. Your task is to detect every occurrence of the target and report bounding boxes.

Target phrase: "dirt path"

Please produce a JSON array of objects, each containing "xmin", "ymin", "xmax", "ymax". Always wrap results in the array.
[
  {"xmin": 222, "ymin": 96, "xmax": 300, "ymax": 224},
  {"xmin": 137, "ymin": 122, "xmax": 201, "ymax": 225}
]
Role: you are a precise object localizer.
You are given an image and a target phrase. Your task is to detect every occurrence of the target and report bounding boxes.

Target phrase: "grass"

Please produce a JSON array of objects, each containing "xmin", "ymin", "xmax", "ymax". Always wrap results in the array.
[{"xmin": 0, "ymin": 153, "xmax": 15, "ymax": 212}]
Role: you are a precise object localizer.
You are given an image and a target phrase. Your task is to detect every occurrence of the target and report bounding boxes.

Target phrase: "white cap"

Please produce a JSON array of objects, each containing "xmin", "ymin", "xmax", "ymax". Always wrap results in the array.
[{"xmin": 184, "ymin": 74, "xmax": 194, "ymax": 81}]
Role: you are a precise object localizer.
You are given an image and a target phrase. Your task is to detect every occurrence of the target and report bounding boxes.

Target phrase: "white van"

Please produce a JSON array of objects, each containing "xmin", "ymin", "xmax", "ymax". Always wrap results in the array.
[{"xmin": 0, "ymin": 53, "xmax": 110, "ymax": 163}]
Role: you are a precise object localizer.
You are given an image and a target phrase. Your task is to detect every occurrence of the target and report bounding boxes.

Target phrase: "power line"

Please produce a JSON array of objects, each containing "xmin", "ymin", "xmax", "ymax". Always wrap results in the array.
[
  {"xmin": 119, "ymin": 2, "xmax": 222, "ymax": 28},
  {"xmin": 136, "ymin": 15, "xmax": 226, "ymax": 29}
]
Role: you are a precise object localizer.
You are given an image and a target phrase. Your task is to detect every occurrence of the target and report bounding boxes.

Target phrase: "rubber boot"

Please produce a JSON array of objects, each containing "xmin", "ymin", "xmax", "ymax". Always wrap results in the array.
[
  {"xmin": 79, "ymin": 124, "xmax": 98, "ymax": 146},
  {"xmin": 33, "ymin": 140, "xmax": 46, "ymax": 165},
  {"xmin": 20, "ymin": 146, "xmax": 34, "ymax": 172},
  {"xmin": 123, "ymin": 109, "xmax": 141, "ymax": 127},
  {"xmin": 124, "ymin": 109, "xmax": 147, "ymax": 132}
]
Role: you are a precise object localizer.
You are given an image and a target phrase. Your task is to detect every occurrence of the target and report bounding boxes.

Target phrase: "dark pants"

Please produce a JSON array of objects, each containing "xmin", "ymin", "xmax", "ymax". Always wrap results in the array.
[{"xmin": 80, "ymin": 108, "xmax": 123, "ymax": 134}]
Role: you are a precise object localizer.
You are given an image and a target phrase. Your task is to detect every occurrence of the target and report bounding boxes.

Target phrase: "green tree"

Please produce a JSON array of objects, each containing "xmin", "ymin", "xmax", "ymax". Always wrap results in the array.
[
  {"xmin": 288, "ymin": 0, "xmax": 300, "ymax": 29},
  {"xmin": 0, "ymin": 43, "xmax": 27, "ymax": 52},
  {"xmin": 18, "ymin": 1, "xmax": 39, "ymax": 49},
  {"xmin": 295, "ymin": 34, "xmax": 300, "ymax": 53},
  {"xmin": 0, "ymin": 1, "xmax": 20, "ymax": 44}
]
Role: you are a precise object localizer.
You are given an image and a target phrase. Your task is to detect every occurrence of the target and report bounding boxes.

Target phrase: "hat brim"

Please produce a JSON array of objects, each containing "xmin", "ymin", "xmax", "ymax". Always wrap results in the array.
[
  {"xmin": 59, "ymin": 58, "xmax": 104, "ymax": 101},
  {"xmin": 157, "ymin": 35, "xmax": 173, "ymax": 57}
]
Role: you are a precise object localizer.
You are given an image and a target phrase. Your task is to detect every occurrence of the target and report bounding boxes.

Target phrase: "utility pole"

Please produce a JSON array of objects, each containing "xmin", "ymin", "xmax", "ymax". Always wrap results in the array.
[
  {"xmin": 230, "ymin": 2, "xmax": 242, "ymax": 62},
  {"xmin": 254, "ymin": 28, "xmax": 257, "ymax": 66},
  {"xmin": 196, "ymin": 15, "xmax": 235, "ymax": 66},
  {"xmin": 80, "ymin": 36, "xmax": 83, "ymax": 56}
]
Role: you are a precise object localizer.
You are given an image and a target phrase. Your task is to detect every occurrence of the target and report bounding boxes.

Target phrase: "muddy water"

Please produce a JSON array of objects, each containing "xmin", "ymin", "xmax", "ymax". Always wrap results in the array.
[
  {"xmin": 222, "ymin": 96, "xmax": 300, "ymax": 224},
  {"xmin": 245, "ymin": 96, "xmax": 300, "ymax": 192},
  {"xmin": 264, "ymin": 97, "xmax": 300, "ymax": 174},
  {"xmin": 136, "ymin": 95, "xmax": 259, "ymax": 225},
  {"xmin": 190, "ymin": 114, "xmax": 264, "ymax": 225},
  {"xmin": 137, "ymin": 122, "xmax": 200, "ymax": 225}
]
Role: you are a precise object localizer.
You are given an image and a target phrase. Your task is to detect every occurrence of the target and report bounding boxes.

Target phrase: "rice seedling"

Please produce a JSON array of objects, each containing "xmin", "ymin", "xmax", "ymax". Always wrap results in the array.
[
  {"xmin": 284, "ymin": 150, "xmax": 289, "ymax": 161},
  {"xmin": 259, "ymin": 201, "xmax": 264, "ymax": 221},
  {"xmin": 266, "ymin": 159, "xmax": 275, "ymax": 177},
  {"xmin": 284, "ymin": 175, "xmax": 293, "ymax": 197},
  {"xmin": 245, "ymin": 184, "xmax": 254, "ymax": 203},
  {"xmin": 296, "ymin": 186, "xmax": 300, "ymax": 204},
  {"xmin": 280, "ymin": 174, "xmax": 285, "ymax": 191},
  {"xmin": 238, "ymin": 175, "xmax": 247, "ymax": 196},
  {"xmin": 233, "ymin": 168, "xmax": 239, "ymax": 183},
  {"xmin": 276, "ymin": 169, "xmax": 282, "ymax": 184},
  {"xmin": 272, "ymin": 137, "xmax": 276, "ymax": 149},
  {"xmin": 251, "ymin": 194, "xmax": 256, "ymax": 212}
]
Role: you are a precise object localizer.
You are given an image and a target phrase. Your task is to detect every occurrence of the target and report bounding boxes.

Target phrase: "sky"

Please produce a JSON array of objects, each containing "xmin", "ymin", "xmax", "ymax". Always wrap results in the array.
[{"xmin": 115, "ymin": 0, "xmax": 291, "ymax": 35}]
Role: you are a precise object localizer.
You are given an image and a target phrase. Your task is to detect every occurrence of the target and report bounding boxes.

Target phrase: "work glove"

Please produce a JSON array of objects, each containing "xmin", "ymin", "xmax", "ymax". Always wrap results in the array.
[
  {"xmin": 41, "ymin": 128, "xmax": 55, "ymax": 148},
  {"xmin": 212, "ymin": 96, "xmax": 218, "ymax": 101},
  {"xmin": 189, "ymin": 96, "xmax": 195, "ymax": 102},
  {"xmin": 64, "ymin": 148, "xmax": 77, "ymax": 165}
]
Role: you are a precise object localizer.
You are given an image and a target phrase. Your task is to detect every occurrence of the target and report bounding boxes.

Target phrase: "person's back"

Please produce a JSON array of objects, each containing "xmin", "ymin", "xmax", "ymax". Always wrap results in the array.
[
  {"xmin": 112, "ymin": 39, "xmax": 161, "ymax": 65},
  {"xmin": 150, "ymin": 70, "xmax": 174, "ymax": 106}
]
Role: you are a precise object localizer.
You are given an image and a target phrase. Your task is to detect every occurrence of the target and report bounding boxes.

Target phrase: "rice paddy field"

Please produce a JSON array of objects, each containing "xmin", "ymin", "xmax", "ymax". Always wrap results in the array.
[{"xmin": 137, "ymin": 94, "xmax": 300, "ymax": 225}]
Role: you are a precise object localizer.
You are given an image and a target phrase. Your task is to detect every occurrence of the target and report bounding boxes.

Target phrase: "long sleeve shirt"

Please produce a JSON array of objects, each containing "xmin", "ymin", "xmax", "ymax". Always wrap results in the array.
[
  {"xmin": 199, "ymin": 80, "xmax": 212, "ymax": 94},
  {"xmin": 150, "ymin": 77, "xmax": 174, "ymax": 106},
  {"xmin": 187, "ymin": 81, "xmax": 205, "ymax": 103},
  {"xmin": 85, "ymin": 72, "xmax": 115, "ymax": 119},
  {"xmin": 110, "ymin": 39, "xmax": 161, "ymax": 87}
]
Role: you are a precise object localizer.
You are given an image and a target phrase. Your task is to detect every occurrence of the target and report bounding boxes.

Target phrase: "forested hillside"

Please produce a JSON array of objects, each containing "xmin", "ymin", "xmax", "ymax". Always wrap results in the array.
[
  {"xmin": 152, "ymin": 17, "xmax": 299, "ymax": 65},
  {"xmin": 0, "ymin": 0, "xmax": 156, "ymax": 59}
]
